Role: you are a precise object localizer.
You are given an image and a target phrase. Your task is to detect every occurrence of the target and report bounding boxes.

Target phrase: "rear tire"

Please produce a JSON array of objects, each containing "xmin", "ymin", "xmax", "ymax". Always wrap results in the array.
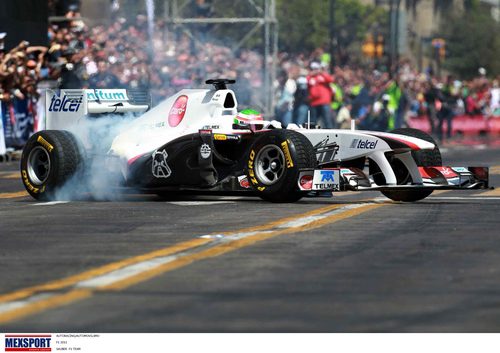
[
  {"xmin": 20, "ymin": 130, "xmax": 82, "ymax": 200},
  {"xmin": 381, "ymin": 128, "xmax": 441, "ymax": 202},
  {"xmin": 246, "ymin": 130, "xmax": 316, "ymax": 203}
]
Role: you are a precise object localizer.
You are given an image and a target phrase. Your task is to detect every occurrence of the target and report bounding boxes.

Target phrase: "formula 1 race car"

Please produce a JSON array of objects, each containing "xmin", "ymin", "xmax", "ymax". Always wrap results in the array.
[{"xmin": 20, "ymin": 79, "xmax": 490, "ymax": 202}]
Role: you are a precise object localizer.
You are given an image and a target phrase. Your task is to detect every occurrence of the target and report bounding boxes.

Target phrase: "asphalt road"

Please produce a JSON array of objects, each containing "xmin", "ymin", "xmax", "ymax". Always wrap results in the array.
[{"xmin": 0, "ymin": 146, "xmax": 499, "ymax": 332}]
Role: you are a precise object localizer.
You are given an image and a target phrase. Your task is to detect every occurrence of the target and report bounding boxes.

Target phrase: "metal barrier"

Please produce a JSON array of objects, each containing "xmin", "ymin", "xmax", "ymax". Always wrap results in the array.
[{"xmin": 408, "ymin": 115, "xmax": 500, "ymax": 136}]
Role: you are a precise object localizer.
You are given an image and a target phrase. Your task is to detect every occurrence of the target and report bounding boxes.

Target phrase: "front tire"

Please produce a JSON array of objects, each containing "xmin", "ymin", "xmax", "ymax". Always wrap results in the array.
[
  {"xmin": 381, "ymin": 128, "xmax": 442, "ymax": 202},
  {"xmin": 246, "ymin": 130, "xmax": 316, "ymax": 202},
  {"xmin": 21, "ymin": 130, "xmax": 82, "ymax": 200}
]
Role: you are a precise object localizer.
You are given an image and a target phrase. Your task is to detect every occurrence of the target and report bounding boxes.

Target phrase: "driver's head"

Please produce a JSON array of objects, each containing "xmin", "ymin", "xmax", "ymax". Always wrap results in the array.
[{"xmin": 234, "ymin": 109, "xmax": 263, "ymax": 125}]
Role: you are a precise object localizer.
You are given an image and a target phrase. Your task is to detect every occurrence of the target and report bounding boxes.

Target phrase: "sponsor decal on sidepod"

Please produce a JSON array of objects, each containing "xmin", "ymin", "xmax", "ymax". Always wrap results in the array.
[
  {"xmin": 349, "ymin": 138, "xmax": 378, "ymax": 149},
  {"xmin": 200, "ymin": 144, "xmax": 212, "ymax": 159},
  {"xmin": 168, "ymin": 95, "xmax": 188, "ymax": 127},
  {"xmin": 238, "ymin": 175, "xmax": 250, "ymax": 189},
  {"xmin": 152, "ymin": 150, "xmax": 172, "ymax": 178}
]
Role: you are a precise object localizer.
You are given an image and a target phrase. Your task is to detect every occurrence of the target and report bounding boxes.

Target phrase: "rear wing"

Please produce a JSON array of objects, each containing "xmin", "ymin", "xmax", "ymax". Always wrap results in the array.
[{"xmin": 45, "ymin": 89, "xmax": 151, "ymax": 130}]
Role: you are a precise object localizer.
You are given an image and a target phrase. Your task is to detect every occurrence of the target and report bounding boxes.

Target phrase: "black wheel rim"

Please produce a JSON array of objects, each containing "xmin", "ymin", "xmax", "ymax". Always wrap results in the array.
[
  {"xmin": 255, "ymin": 145, "xmax": 286, "ymax": 185},
  {"xmin": 27, "ymin": 146, "xmax": 51, "ymax": 185}
]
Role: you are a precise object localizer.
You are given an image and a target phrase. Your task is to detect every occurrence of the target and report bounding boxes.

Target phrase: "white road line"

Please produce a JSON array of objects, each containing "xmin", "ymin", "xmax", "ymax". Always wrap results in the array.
[
  {"xmin": 77, "ymin": 205, "xmax": 368, "ymax": 288},
  {"xmin": 168, "ymin": 201, "xmax": 235, "ymax": 206},
  {"xmin": 31, "ymin": 201, "xmax": 69, "ymax": 206},
  {"xmin": 0, "ymin": 201, "xmax": 377, "ymax": 317},
  {"xmin": 223, "ymin": 230, "xmax": 273, "ymax": 241},
  {"xmin": 76, "ymin": 255, "xmax": 180, "ymax": 288},
  {"xmin": 277, "ymin": 203, "xmax": 367, "ymax": 228},
  {"xmin": 199, "ymin": 234, "xmax": 224, "ymax": 239},
  {"xmin": 0, "ymin": 293, "xmax": 54, "ymax": 315}
]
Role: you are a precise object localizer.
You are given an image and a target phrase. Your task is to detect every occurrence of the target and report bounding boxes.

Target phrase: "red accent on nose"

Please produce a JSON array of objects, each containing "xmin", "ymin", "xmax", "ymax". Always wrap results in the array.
[
  {"xmin": 168, "ymin": 95, "xmax": 188, "ymax": 127},
  {"xmin": 388, "ymin": 136, "xmax": 421, "ymax": 150},
  {"xmin": 128, "ymin": 154, "xmax": 143, "ymax": 165}
]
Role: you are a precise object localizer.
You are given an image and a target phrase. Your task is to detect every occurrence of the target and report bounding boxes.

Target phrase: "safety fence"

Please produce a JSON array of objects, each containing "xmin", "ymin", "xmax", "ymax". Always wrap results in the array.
[
  {"xmin": 0, "ymin": 96, "xmax": 43, "ymax": 157},
  {"xmin": 408, "ymin": 115, "xmax": 500, "ymax": 137}
]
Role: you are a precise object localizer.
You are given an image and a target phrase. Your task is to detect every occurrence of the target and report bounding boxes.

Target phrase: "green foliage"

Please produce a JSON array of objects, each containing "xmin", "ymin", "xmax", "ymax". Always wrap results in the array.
[
  {"xmin": 276, "ymin": 0, "xmax": 388, "ymax": 53},
  {"xmin": 440, "ymin": 2, "xmax": 500, "ymax": 78},
  {"xmin": 120, "ymin": 0, "xmax": 385, "ymax": 58}
]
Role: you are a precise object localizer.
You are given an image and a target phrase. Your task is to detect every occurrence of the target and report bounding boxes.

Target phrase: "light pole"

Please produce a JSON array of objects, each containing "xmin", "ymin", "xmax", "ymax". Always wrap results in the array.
[
  {"xmin": 388, "ymin": 0, "xmax": 401, "ymax": 77},
  {"xmin": 329, "ymin": 0, "xmax": 336, "ymax": 72},
  {"xmin": 395, "ymin": 0, "xmax": 401, "ymax": 73}
]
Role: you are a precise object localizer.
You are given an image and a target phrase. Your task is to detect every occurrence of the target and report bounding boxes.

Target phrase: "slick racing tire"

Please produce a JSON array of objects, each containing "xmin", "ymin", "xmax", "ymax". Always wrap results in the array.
[
  {"xmin": 246, "ymin": 129, "xmax": 316, "ymax": 203},
  {"xmin": 20, "ymin": 130, "xmax": 82, "ymax": 200},
  {"xmin": 381, "ymin": 128, "xmax": 442, "ymax": 202}
]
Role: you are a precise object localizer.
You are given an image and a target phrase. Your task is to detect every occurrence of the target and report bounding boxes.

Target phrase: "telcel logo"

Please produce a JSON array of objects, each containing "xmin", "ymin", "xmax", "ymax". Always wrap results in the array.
[
  {"xmin": 350, "ymin": 138, "xmax": 378, "ymax": 149},
  {"xmin": 5, "ymin": 335, "xmax": 52, "ymax": 352},
  {"xmin": 48, "ymin": 93, "xmax": 83, "ymax": 112}
]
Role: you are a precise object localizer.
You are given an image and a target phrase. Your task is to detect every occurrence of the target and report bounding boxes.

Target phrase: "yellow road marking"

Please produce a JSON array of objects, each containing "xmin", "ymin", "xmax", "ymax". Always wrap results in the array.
[
  {"xmin": 0, "ymin": 202, "xmax": 383, "ymax": 324},
  {"xmin": 480, "ymin": 188, "xmax": 500, "ymax": 197},
  {"xmin": 490, "ymin": 166, "xmax": 500, "ymax": 175},
  {"xmin": 223, "ymin": 203, "xmax": 344, "ymax": 235},
  {"xmin": 0, "ymin": 203, "xmax": 344, "ymax": 304},
  {"xmin": 0, "ymin": 237, "xmax": 211, "ymax": 304},
  {"xmin": 0, "ymin": 172, "xmax": 20, "ymax": 179},
  {"xmin": 0, "ymin": 191, "xmax": 28, "ymax": 199},
  {"xmin": 0, "ymin": 289, "xmax": 91, "ymax": 325},
  {"xmin": 104, "ymin": 203, "xmax": 381, "ymax": 291}
]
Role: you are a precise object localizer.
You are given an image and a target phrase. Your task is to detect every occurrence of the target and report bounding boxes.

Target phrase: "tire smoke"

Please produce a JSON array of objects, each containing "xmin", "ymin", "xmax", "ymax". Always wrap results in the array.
[{"xmin": 53, "ymin": 113, "xmax": 137, "ymax": 201}]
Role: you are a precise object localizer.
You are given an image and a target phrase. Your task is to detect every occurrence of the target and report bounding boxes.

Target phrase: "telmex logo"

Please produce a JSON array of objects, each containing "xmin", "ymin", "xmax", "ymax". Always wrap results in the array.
[
  {"xmin": 4, "ymin": 335, "xmax": 52, "ymax": 352},
  {"xmin": 320, "ymin": 170, "xmax": 335, "ymax": 182},
  {"xmin": 86, "ymin": 90, "xmax": 127, "ymax": 101},
  {"xmin": 48, "ymin": 92, "xmax": 82, "ymax": 112},
  {"xmin": 349, "ymin": 138, "xmax": 378, "ymax": 149}
]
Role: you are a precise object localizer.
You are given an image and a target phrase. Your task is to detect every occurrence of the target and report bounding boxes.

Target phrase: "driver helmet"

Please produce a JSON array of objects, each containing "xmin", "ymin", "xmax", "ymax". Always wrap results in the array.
[{"xmin": 234, "ymin": 109, "xmax": 263, "ymax": 125}]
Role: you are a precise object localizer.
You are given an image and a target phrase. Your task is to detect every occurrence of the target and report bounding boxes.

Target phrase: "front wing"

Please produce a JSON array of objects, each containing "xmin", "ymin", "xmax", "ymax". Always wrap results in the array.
[{"xmin": 297, "ymin": 166, "xmax": 490, "ymax": 192}]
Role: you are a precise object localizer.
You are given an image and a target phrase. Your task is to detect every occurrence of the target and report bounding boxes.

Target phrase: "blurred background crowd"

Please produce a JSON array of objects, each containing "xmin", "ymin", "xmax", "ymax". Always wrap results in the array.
[
  {"xmin": 0, "ymin": 0, "xmax": 499, "ymax": 150},
  {"xmin": 275, "ymin": 55, "xmax": 499, "ymax": 142}
]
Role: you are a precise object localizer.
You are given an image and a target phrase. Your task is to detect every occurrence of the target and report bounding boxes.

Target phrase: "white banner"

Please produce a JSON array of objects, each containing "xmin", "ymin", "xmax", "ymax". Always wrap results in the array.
[{"xmin": 2, "ymin": 333, "xmax": 500, "ymax": 353}]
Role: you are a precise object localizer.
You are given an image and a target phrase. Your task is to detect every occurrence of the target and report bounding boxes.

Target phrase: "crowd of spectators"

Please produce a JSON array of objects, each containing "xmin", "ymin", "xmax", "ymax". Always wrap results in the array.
[
  {"xmin": 275, "ymin": 55, "xmax": 500, "ymax": 141},
  {"xmin": 0, "ymin": 10, "xmax": 260, "ymax": 109},
  {"xmin": 1, "ymin": 7, "xmax": 499, "ymax": 145}
]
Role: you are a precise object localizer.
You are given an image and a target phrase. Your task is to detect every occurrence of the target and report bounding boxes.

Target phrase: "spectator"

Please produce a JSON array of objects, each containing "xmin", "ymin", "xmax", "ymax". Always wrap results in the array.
[
  {"xmin": 275, "ymin": 71, "xmax": 296, "ymax": 127},
  {"xmin": 307, "ymin": 62, "xmax": 334, "ymax": 128},
  {"xmin": 491, "ymin": 79, "xmax": 500, "ymax": 116},
  {"xmin": 336, "ymin": 101, "xmax": 352, "ymax": 130},
  {"xmin": 371, "ymin": 95, "xmax": 391, "ymax": 132},
  {"xmin": 436, "ymin": 77, "xmax": 457, "ymax": 142},
  {"xmin": 395, "ymin": 81, "xmax": 410, "ymax": 129},
  {"xmin": 424, "ymin": 81, "xmax": 438, "ymax": 134},
  {"xmin": 292, "ymin": 74, "xmax": 309, "ymax": 126},
  {"xmin": 88, "ymin": 58, "xmax": 122, "ymax": 89}
]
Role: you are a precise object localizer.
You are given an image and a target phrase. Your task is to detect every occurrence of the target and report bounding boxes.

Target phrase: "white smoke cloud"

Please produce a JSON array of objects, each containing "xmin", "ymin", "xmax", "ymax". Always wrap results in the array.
[{"xmin": 53, "ymin": 113, "xmax": 137, "ymax": 201}]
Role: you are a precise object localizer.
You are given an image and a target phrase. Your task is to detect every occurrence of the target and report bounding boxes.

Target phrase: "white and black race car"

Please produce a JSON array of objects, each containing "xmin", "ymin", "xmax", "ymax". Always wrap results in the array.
[{"xmin": 21, "ymin": 79, "xmax": 490, "ymax": 202}]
